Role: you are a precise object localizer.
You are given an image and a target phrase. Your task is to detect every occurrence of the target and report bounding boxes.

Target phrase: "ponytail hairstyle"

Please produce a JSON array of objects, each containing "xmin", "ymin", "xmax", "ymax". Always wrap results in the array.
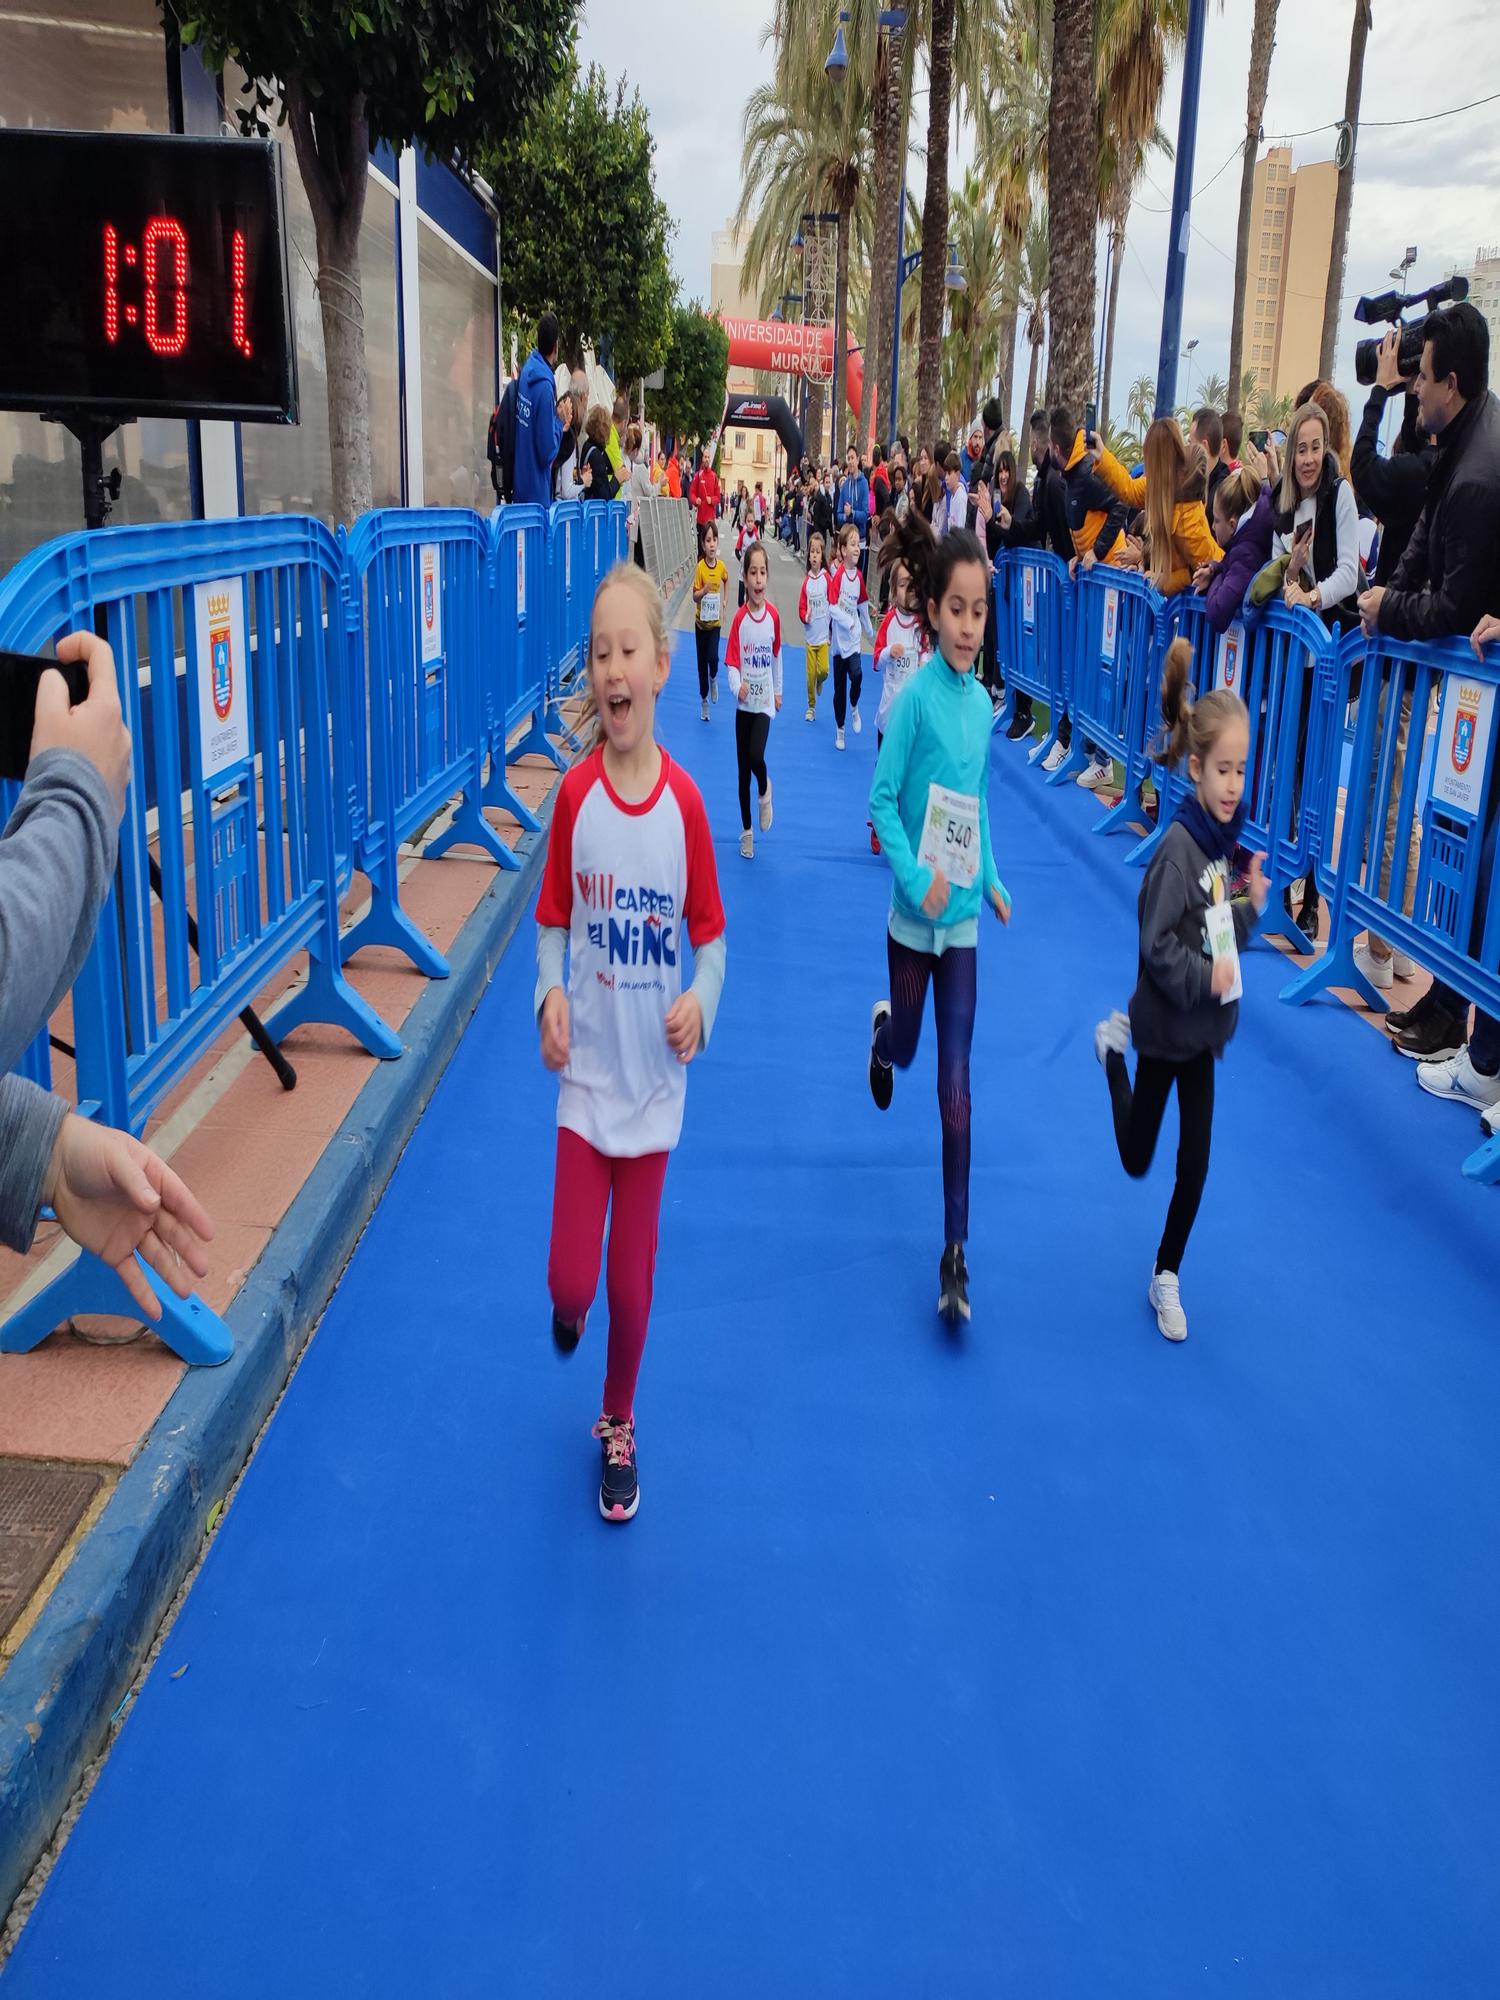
[
  {"xmin": 1212, "ymin": 463, "xmax": 1263, "ymax": 527},
  {"xmin": 1158, "ymin": 635, "xmax": 1249, "ymax": 770},
  {"xmin": 883, "ymin": 509, "xmax": 988, "ymax": 644}
]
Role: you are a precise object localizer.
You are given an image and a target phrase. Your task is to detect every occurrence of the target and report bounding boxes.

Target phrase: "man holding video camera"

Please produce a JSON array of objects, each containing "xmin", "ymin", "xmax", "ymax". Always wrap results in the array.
[
  {"xmin": 1, "ymin": 634, "xmax": 214, "ymax": 1315},
  {"xmin": 1358, "ymin": 299, "xmax": 1500, "ymax": 1112}
]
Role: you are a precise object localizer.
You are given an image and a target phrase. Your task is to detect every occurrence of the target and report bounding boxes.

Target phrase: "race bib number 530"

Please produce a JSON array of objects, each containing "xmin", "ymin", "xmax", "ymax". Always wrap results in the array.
[{"xmin": 917, "ymin": 782, "xmax": 980, "ymax": 888}]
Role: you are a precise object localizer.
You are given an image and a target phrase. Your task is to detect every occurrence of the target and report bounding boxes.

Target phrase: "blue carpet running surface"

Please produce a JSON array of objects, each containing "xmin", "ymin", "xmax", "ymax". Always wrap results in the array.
[{"xmin": 5, "ymin": 634, "xmax": 1499, "ymax": 1997}]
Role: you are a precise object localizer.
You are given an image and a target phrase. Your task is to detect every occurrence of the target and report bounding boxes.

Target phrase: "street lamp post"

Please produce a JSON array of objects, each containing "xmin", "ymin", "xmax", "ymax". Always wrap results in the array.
[
  {"xmin": 826, "ymin": 11, "xmax": 851, "ymax": 465},
  {"xmin": 1183, "ymin": 336, "xmax": 1200, "ymax": 404},
  {"xmin": 1154, "ymin": 0, "xmax": 1209, "ymax": 414}
]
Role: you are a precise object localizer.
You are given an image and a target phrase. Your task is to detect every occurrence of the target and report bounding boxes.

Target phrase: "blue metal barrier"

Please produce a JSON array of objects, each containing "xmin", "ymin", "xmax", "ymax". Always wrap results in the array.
[
  {"xmin": 1061, "ymin": 566, "xmax": 1167, "ymax": 836},
  {"xmin": 996, "ymin": 550, "xmax": 1071, "ymax": 767},
  {"xmin": 484, "ymin": 504, "xmax": 561, "ymax": 826},
  {"xmin": 0, "ymin": 514, "xmax": 402, "ymax": 1363},
  {"xmin": 548, "ymin": 501, "xmax": 585, "ymax": 695},
  {"xmin": 337, "ymin": 509, "xmax": 513, "ymax": 980}
]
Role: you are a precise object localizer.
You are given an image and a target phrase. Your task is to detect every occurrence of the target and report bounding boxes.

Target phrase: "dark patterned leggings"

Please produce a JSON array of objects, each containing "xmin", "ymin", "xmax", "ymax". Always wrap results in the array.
[{"xmin": 875, "ymin": 936, "xmax": 976, "ymax": 1244}]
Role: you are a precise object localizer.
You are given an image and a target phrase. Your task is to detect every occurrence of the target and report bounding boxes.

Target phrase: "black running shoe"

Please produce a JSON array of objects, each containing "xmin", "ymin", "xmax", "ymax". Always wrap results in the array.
[
  {"xmin": 1005, "ymin": 713, "xmax": 1033, "ymax": 741},
  {"xmin": 592, "ymin": 1414, "xmax": 639, "ymax": 1522},
  {"xmin": 1296, "ymin": 884, "xmax": 1321, "ymax": 942},
  {"xmin": 552, "ymin": 1308, "xmax": 584, "ymax": 1356},
  {"xmin": 869, "ymin": 1001, "xmax": 893, "ymax": 1111},
  {"xmin": 1392, "ymin": 1012, "xmax": 1467, "ymax": 1063},
  {"xmin": 939, "ymin": 1242, "xmax": 970, "ymax": 1325}
]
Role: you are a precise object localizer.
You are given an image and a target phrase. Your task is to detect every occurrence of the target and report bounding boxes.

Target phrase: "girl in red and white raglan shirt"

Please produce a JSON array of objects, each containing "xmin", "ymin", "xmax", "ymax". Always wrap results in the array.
[
  {"xmin": 799, "ymin": 530, "xmax": 833, "ymax": 722},
  {"xmin": 724, "ymin": 538, "xmax": 783, "ymax": 860},
  {"xmin": 537, "ymin": 564, "xmax": 726, "ymax": 1525},
  {"xmin": 867, "ymin": 552, "xmax": 931, "ymax": 853},
  {"xmin": 829, "ymin": 520, "xmax": 874, "ymax": 750}
]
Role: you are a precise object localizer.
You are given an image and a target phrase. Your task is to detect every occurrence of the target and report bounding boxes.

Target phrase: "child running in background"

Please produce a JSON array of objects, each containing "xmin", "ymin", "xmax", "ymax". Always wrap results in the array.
[
  {"xmin": 830, "ymin": 520, "xmax": 874, "ymax": 751},
  {"xmin": 692, "ymin": 524, "xmax": 729, "ymax": 722},
  {"xmin": 799, "ymin": 530, "xmax": 833, "ymax": 721},
  {"xmin": 1093, "ymin": 639, "xmax": 1268, "ymax": 1343},
  {"xmin": 724, "ymin": 540, "xmax": 783, "ymax": 859},
  {"xmin": 867, "ymin": 513, "xmax": 1011, "ymax": 1325},
  {"xmin": 537, "ymin": 564, "xmax": 727, "ymax": 1523},
  {"xmin": 867, "ymin": 552, "xmax": 930, "ymax": 854},
  {"xmin": 735, "ymin": 514, "xmax": 761, "ymax": 607}
]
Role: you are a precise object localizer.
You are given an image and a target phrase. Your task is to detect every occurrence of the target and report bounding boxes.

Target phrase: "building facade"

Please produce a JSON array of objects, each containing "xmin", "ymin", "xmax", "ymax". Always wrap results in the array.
[
  {"xmin": 1448, "ymin": 247, "xmax": 1500, "ymax": 354},
  {"xmin": 1237, "ymin": 145, "xmax": 1337, "ymax": 405},
  {"xmin": 0, "ymin": 0, "xmax": 501, "ymax": 581}
]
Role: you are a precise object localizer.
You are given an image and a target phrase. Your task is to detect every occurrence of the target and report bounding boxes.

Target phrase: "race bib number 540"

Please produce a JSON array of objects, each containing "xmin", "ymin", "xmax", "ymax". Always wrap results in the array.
[{"xmin": 917, "ymin": 782, "xmax": 980, "ymax": 888}]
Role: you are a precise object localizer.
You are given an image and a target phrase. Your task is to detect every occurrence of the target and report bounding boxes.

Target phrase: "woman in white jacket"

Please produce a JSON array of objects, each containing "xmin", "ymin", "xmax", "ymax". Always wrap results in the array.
[{"xmin": 624, "ymin": 423, "xmax": 654, "ymax": 569}]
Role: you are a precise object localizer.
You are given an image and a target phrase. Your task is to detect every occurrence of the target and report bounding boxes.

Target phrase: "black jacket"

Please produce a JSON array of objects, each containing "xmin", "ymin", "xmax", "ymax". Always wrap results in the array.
[
  {"xmin": 1019, "ymin": 455, "xmax": 1074, "ymax": 562},
  {"xmin": 1381, "ymin": 387, "xmax": 1500, "ymax": 640},
  {"xmin": 1351, "ymin": 386, "xmax": 1436, "ymax": 585},
  {"xmin": 579, "ymin": 440, "xmax": 617, "ymax": 502},
  {"xmin": 1129, "ymin": 822, "xmax": 1258, "ymax": 1062},
  {"xmin": 810, "ymin": 486, "xmax": 835, "ymax": 540},
  {"xmin": 992, "ymin": 483, "xmax": 1035, "ymax": 551}
]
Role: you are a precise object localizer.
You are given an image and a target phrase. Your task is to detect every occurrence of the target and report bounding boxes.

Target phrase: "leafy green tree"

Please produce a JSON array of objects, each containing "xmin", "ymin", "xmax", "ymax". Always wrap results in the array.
[
  {"xmin": 176, "ymin": 0, "xmax": 580, "ymax": 523},
  {"xmin": 648, "ymin": 305, "xmax": 730, "ymax": 448},
  {"xmin": 486, "ymin": 62, "xmax": 674, "ymax": 385}
]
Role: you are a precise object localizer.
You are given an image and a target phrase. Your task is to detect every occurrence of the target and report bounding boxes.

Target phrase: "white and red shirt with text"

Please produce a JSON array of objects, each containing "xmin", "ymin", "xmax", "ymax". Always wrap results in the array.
[
  {"xmin": 798, "ymin": 566, "xmax": 832, "ymax": 647},
  {"xmin": 724, "ymin": 603, "xmax": 783, "ymax": 718},
  {"xmin": 829, "ymin": 561, "xmax": 871, "ymax": 658},
  {"xmin": 873, "ymin": 606, "xmax": 930, "ymax": 734},
  {"xmin": 537, "ymin": 748, "xmax": 725, "ymax": 1157}
]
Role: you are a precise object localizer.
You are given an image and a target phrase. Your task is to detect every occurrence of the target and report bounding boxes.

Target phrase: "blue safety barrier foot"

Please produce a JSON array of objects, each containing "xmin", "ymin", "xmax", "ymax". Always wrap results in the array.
[
  {"xmin": 1280, "ymin": 932, "xmax": 1370, "ymax": 1008},
  {"xmin": 1026, "ymin": 730, "xmax": 1059, "ymax": 769},
  {"xmin": 263, "ymin": 953, "xmax": 404, "ymax": 1060},
  {"xmin": 425, "ymin": 794, "xmax": 518, "ymax": 872},
  {"xmin": 0, "ymin": 1247, "xmax": 232, "ymax": 1366},
  {"xmin": 482, "ymin": 764, "xmax": 543, "ymax": 834},
  {"xmin": 1092, "ymin": 788, "xmax": 1144, "ymax": 839},
  {"xmin": 512, "ymin": 717, "xmax": 567, "ymax": 773},
  {"xmin": 340, "ymin": 892, "xmax": 451, "ymax": 980},
  {"xmin": 1046, "ymin": 747, "xmax": 1087, "ymax": 787},
  {"xmin": 1461, "ymin": 1130, "xmax": 1500, "ymax": 1185}
]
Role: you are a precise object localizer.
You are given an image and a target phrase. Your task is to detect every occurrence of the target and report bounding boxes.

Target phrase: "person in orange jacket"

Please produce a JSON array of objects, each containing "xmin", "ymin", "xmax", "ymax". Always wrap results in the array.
[
  {"xmin": 1085, "ymin": 418, "xmax": 1223, "ymax": 596},
  {"xmin": 1050, "ymin": 406, "xmax": 1131, "ymax": 572}
]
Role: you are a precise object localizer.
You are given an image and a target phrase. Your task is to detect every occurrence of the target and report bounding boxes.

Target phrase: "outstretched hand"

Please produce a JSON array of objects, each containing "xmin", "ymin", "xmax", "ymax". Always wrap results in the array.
[
  {"xmin": 43, "ymin": 1115, "xmax": 214, "ymax": 1323},
  {"xmin": 664, "ymin": 991, "xmax": 703, "ymax": 1064}
]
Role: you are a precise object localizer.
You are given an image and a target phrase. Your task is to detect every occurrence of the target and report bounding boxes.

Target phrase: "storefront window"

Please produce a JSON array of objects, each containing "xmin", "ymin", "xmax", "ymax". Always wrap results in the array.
[{"xmin": 418, "ymin": 224, "xmax": 497, "ymax": 514}]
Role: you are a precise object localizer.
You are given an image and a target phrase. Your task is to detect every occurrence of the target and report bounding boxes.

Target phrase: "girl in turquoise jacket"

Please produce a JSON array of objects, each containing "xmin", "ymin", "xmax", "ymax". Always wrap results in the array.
[{"xmin": 868, "ymin": 513, "xmax": 1011, "ymax": 1324}]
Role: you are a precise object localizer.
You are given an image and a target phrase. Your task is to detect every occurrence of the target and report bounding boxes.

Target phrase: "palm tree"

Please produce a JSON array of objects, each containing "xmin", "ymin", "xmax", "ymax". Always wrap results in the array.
[
  {"xmin": 945, "ymin": 167, "xmax": 1007, "ymax": 429},
  {"xmin": 1197, "ymin": 370, "xmax": 1228, "ymax": 409},
  {"xmin": 1227, "ymin": 0, "xmax": 1280, "ymax": 417},
  {"xmin": 1046, "ymin": 0, "xmax": 1100, "ymax": 412},
  {"xmin": 737, "ymin": 67, "xmax": 874, "ymax": 467},
  {"xmin": 1019, "ymin": 207, "xmax": 1050, "ymax": 428},
  {"xmin": 971, "ymin": 4, "xmax": 1049, "ymax": 433},
  {"xmin": 1254, "ymin": 387, "xmax": 1294, "ymax": 431},
  {"xmin": 1239, "ymin": 367, "xmax": 1260, "ymax": 411},
  {"xmin": 1320, "ymin": 0, "xmax": 1372, "ymax": 380},
  {"xmin": 916, "ymin": 0, "xmax": 956, "ymax": 442},
  {"xmin": 1126, "ymin": 373, "xmax": 1157, "ymax": 435}
]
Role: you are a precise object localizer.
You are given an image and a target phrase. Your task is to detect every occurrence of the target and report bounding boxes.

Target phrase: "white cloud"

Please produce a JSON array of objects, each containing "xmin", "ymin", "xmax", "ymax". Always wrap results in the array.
[{"xmin": 574, "ymin": 0, "xmax": 1500, "ymax": 411}]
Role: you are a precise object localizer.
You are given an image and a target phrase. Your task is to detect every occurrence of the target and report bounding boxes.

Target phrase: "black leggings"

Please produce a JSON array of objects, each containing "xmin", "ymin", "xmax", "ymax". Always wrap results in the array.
[
  {"xmin": 1105, "ymin": 1047, "xmax": 1215, "ymax": 1275},
  {"xmin": 834, "ymin": 652, "xmax": 863, "ymax": 726},
  {"xmin": 695, "ymin": 625, "xmax": 720, "ymax": 699},
  {"xmin": 736, "ymin": 710, "xmax": 770, "ymax": 829},
  {"xmin": 875, "ymin": 937, "xmax": 976, "ymax": 1244}
]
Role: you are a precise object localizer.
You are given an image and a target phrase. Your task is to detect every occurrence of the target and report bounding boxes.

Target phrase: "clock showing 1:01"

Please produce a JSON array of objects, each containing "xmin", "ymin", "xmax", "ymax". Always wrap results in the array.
[{"xmin": 0, "ymin": 129, "xmax": 298, "ymax": 424}]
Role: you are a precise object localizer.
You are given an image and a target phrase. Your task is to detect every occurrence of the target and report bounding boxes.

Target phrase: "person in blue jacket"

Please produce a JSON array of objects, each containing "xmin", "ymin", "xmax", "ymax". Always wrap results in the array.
[
  {"xmin": 1194, "ymin": 463, "xmax": 1273, "ymax": 635},
  {"xmin": 867, "ymin": 510, "xmax": 1012, "ymax": 1326},
  {"xmin": 514, "ymin": 312, "xmax": 568, "ymax": 507},
  {"xmin": 837, "ymin": 444, "xmax": 871, "ymax": 558}
]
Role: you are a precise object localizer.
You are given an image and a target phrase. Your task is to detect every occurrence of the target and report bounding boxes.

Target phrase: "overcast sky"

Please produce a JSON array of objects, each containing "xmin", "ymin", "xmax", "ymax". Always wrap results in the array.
[{"xmin": 575, "ymin": 0, "xmax": 1500, "ymax": 410}]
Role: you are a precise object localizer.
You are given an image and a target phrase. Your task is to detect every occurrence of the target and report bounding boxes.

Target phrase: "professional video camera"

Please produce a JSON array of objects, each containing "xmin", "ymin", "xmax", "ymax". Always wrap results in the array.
[{"xmin": 1354, "ymin": 273, "xmax": 1470, "ymax": 386}]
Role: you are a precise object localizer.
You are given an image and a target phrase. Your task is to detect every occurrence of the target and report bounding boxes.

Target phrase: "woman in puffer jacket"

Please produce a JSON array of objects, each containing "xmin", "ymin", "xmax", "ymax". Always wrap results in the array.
[{"xmin": 1196, "ymin": 464, "xmax": 1274, "ymax": 634}]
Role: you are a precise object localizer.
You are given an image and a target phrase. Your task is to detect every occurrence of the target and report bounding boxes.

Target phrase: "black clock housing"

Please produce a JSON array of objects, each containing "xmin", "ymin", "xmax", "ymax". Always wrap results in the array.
[{"xmin": 0, "ymin": 128, "xmax": 298, "ymax": 424}]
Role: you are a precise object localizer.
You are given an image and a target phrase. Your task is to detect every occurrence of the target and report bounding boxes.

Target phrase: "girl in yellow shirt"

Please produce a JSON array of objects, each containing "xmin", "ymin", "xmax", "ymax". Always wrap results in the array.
[{"xmin": 692, "ymin": 524, "xmax": 730, "ymax": 722}]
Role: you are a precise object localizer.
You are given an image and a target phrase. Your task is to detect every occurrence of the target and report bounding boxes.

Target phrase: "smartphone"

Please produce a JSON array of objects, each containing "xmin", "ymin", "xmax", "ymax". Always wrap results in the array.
[
  {"xmin": 0, "ymin": 649, "xmax": 92, "ymax": 784},
  {"xmin": 1084, "ymin": 400, "xmax": 1098, "ymax": 441},
  {"xmin": 1250, "ymin": 428, "xmax": 1269, "ymax": 450}
]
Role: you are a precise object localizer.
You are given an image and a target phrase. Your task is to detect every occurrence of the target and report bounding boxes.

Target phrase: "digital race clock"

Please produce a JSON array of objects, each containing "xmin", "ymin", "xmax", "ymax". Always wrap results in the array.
[{"xmin": 0, "ymin": 129, "xmax": 298, "ymax": 424}]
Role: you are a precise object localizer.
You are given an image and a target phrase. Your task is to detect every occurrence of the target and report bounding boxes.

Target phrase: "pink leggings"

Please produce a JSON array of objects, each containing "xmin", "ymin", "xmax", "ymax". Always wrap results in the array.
[{"xmin": 547, "ymin": 1128, "xmax": 670, "ymax": 1421}]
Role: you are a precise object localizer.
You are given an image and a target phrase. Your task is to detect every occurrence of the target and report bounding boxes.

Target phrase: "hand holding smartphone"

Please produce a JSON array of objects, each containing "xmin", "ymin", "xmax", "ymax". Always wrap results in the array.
[{"xmin": 0, "ymin": 634, "xmax": 131, "ymax": 814}]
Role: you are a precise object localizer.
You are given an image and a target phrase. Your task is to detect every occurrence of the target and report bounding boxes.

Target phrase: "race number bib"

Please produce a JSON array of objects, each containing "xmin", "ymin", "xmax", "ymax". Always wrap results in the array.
[
  {"xmin": 700, "ymin": 591, "xmax": 721, "ymax": 624},
  {"xmin": 1204, "ymin": 899, "xmax": 1242, "ymax": 1005},
  {"xmin": 740, "ymin": 644, "xmax": 774, "ymax": 707},
  {"xmin": 917, "ymin": 782, "xmax": 980, "ymax": 889}
]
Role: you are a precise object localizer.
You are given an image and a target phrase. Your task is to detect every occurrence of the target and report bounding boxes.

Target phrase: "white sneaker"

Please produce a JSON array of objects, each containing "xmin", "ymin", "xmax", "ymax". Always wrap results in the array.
[
  {"xmin": 1393, "ymin": 952, "xmax": 1417, "ymax": 979},
  {"xmin": 759, "ymin": 782, "xmax": 773, "ymax": 833},
  {"xmin": 836, "ymin": 727, "xmax": 846, "ymax": 751},
  {"xmin": 1483, "ymin": 1099, "xmax": 1499, "ymax": 1138},
  {"xmin": 1093, "ymin": 1010, "xmax": 1131, "ymax": 1065},
  {"xmin": 1148, "ymin": 1269, "xmax": 1189, "ymax": 1342},
  {"xmin": 1353, "ymin": 942, "xmax": 1394, "ymax": 991},
  {"xmin": 1042, "ymin": 740, "xmax": 1069, "ymax": 774},
  {"xmin": 805, "ymin": 706, "xmax": 815, "ymax": 722},
  {"xmin": 1077, "ymin": 756, "xmax": 1113, "ymax": 791},
  {"xmin": 739, "ymin": 830, "xmax": 754, "ymax": 860},
  {"xmin": 711, "ymin": 678, "xmax": 719, "ymax": 705},
  {"xmin": 852, "ymin": 709, "xmax": 862, "ymax": 735},
  {"xmin": 701, "ymin": 698, "xmax": 710, "ymax": 722},
  {"xmin": 1416, "ymin": 1046, "xmax": 1500, "ymax": 1111}
]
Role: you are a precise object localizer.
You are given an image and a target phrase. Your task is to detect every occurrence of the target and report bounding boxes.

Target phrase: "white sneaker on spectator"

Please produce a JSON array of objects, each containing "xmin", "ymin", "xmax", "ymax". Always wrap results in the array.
[
  {"xmin": 1416, "ymin": 1047, "xmax": 1500, "ymax": 1111},
  {"xmin": 1093, "ymin": 1011, "xmax": 1131, "ymax": 1065},
  {"xmin": 1354, "ymin": 942, "xmax": 1394, "ymax": 991},
  {"xmin": 1483, "ymin": 1099, "xmax": 1500, "ymax": 1138},
  {"xmin": 1148, "ymin": 1269, "xmax": 1188, "ymax": 1342},
  {"xmin": 1077, "ymin": 756, "xmax": 1113, "ymax": 792},
  {"xmin": 1042, "ymin": 740, "xmax": 1069, "ymax": 774},
  {"xmin": 1393, "ymin": 952, "xmax": 1417, "ymax": 979}
]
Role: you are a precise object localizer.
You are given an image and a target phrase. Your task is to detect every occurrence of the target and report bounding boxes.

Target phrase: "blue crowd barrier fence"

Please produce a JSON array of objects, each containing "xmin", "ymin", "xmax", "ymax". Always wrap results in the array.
[
  {"xmin": 995, "ymin": 550, "xmax": 1071, "ymax": 769},
  {"xmin": 1059, "ymin": 566, "xmax": 1167, "ymax": 839},
  {"xmin": 548, "ymin": 500, "xmax": 585, "ymax": 699},
  {"xmin": 0, "ymin": 515, "xmax": 404, "ymax": 1364},
  {"xmin": 337, "ymin": 509, "xmax": 514, "ymax": 981},
  {"xmin": 484, "ymin": 504, "xmax": 561, "ymax": 826}
]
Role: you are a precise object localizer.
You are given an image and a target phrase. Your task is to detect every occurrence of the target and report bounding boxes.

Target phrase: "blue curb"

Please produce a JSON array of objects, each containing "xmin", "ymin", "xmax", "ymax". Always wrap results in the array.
[{"xmin": 0, "ymin": 795, "xmax": 556, "ymax": 1924}]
